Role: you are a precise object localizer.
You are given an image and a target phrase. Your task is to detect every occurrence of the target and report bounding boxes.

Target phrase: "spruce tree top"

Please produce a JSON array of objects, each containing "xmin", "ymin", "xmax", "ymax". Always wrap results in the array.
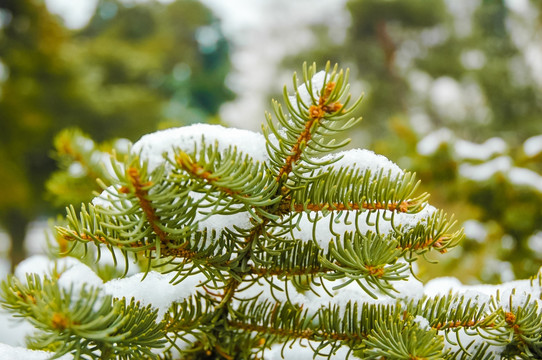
[{"xmin": 2, "ymin": 63, "xmax": 542, "ymax": 360}]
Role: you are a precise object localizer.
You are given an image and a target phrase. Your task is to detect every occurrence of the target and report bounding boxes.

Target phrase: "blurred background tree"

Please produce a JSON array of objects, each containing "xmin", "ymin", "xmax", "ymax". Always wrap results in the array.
[
  {"xmin": 284, "ymin": 0, "xmax": 542, "ymax": 282},
  {"xmin": 0, "ymin": 0, "xmax": 232, "ymax": 268}
]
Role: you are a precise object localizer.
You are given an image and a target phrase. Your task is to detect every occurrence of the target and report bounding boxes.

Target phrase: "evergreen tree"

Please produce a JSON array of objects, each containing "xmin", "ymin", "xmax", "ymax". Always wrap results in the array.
[{"xmin": 1, "ymin": 63, "xmax": 541, "ymax": 359}]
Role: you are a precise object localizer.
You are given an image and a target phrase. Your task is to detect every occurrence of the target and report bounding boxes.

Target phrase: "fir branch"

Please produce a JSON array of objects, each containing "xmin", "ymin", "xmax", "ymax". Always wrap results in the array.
[
  {"xmin": 409, "ymin": 294, "xmax": 495, "ymax": 332},
  {"xmin": 362, "ymin": 316, "xmax": 445, "ymax": 360},
  {"xmin": 293, "ymin": 200, "xmax": 411, "ymax": 213},
  {"xmin": 228, "ymin": 300, "xmax": 316, "ymax": 343},
  {"xmin": 32, "ymin": 63, "xmax": 480, "ymax": 359},
  {"xmin": 290, "ymin": 168, "xmax": 428, "ymax": 215},
  {"xmin": 320, "ymin": 232, "xmax": 409, "ymax": 298},
  {"xmin": 58, "ymin": 156, "xmax": 202, "ymax": 270},
  {"xmin": 124, "ymin": 166, "xmax": 169, "ymax": 243},
  {"xmin": 163, "ymin": 294, "xmax": 217, "ymax": 336},
  {"xmin": 484, "ymin": 291, "xmax": 542, "ymax": 355},
  {"xmin": 173, "ymin": 142, "xmax": 280, "ymax": 221},
  {"xmin": 263, "ymin": 62, "xmax": 362, "ymax": 184},
  {"xmin": 249, "ymin": 240, "xmax": 328, "ymax": 277},
  {"xmin": 396, "ymin": 210, "xmax": 463, "ymax": 255},
  {"xmin": 1, "ymin": 274, "xmax": 166, "ymax": 360}
]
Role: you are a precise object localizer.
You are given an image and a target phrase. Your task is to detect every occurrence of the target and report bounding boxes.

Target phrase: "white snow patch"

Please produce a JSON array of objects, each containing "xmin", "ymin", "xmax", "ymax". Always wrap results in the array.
[
  {"xmin": 413, "ymin": 315, "xmax": 430, "ymax": 330},
  {"xmin": 236, "ymin": 271, "xmax": 423, "ymax": 317},
  {"xmin": 292, "ymin": 205, "xmax": 436, "ymax": 251},
  {"xmin": 458, "ymin": 156, "xmax": 512, "ymax": 181},
  {"xmin": 103, "ymin": 271, "xmax": 206, "ymax": 319},
  {"xmin": 131, "ymin": 124, "xmax": 269, "ymax": 172},
  {"xmin": 195, "ymin": 207, "xmax": 252, "ymax": 235},
  {"xmin": 14, "ymin": 255, "xmax": 81, "ymax": 280},
  {"xmin": 417, "ymin": 128, "xmax": 454, "ymax": 156},
  {"xmin": 0, "ymin": 309, "xmax": 37, "ymax": 347},
  {"xmin": 462, "ymin": 220, "xmax": 487, "ymax": 243},
  {"xmin": 508, "ymin": 167, "xmax": 542, "ymax": 192},
  {"xmin": 57, "ymin": 262, "xmax": 104, "ymax": 294},
  {"xmin": 319, "ymin": 148, "xmax": 404, "ymax": 180},
  {"xmin": 93, "ymin": 245, "xmax": 141, "ymax": 276},
  {"xmin": 24, "ymin": 220, "xmax": 53, "ymax": 257},
  {"xmin": 14, "ymin": 256, "xmax": 103, "ymax": 298},
  {"xmin": 424, "ymin": 277, "xmax": 464, "ymax": 297},
  {"xmin": 523, "ymin": 134, "xmax": 542, "ymax": 157},
  {"xmin": 527, "ymin": 231, "xmax": 542, "ymax": 258},
  {"xmin": 13, "ymin": 255, "xmax": 47, "ymax": 279},
  {"xmin": 424, "ymin": 276, "xmax": 540, "ymax": 310},
  {"xmin": 453, "ymin": 137, "xmax": 507, "ymax": 161},
  {"xmin": 0, "ymin": 343, "xmax": 73, "ymax": 360}
]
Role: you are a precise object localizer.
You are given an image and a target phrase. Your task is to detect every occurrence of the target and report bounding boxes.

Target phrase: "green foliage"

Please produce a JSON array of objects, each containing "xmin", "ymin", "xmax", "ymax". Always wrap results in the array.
[
  {"xmin": 1, "ymin": 63, "xmax": 540, "ymax": 359},
  {"xmin": 1, "ymin": 274, "xmax": 165, "ymax": 359},
  {"xmin": 0, "ymin": 0, "xmax": 233, "ymax": 266},
  {"xmin": 362, "ymin": 318, "xmax": 443, "ymax": 359},
  {"xmin": 46, "ymin": 128, "xmax": 130, "ymax": 207},
  {"xmin": 73, "ymin": 0, "xmax": 233, "ymax": 138},
  {"xmin": 407, "ymin": 134, "xmax": 542, "ymax": 281}
]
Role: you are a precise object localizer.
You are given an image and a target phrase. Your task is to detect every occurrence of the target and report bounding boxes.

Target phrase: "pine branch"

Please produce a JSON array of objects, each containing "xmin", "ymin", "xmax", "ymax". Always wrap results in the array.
[{"xmin": 52, "ymin": 128, "xmax": 106, "ymax": 185}]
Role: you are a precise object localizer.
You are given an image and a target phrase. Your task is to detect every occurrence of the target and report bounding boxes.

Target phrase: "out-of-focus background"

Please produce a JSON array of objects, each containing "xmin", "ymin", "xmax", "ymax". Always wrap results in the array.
[{"xmin": 1, "ymin": 0, "xmax": 541, "ymax": 287}]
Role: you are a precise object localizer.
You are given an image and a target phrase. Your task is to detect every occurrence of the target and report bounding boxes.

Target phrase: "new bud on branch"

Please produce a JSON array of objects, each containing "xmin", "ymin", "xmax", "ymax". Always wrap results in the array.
[{"xmin": 1, "ymin": 63, "xmax": 541, "ymax": 360}]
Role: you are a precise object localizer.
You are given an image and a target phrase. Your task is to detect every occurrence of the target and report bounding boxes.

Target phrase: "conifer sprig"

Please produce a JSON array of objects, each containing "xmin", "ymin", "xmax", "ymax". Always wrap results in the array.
[
  {"xmin": 1, "ymin": 274, "xmax": 166, "ymax": 359},
  {"xmin": 263, "ymin": 62, "xmax": 362, "ymax": 185},
  {"xmin": 291, "ymin": 168, "xmax": 428, "ymax": 214},
  {"xmin": 173, "ymin": 141, "xmax": 280, "ymax": 221},
  {"xmin": 3, "ymin": 62, "xmax": 536, "ymax": 360}
]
